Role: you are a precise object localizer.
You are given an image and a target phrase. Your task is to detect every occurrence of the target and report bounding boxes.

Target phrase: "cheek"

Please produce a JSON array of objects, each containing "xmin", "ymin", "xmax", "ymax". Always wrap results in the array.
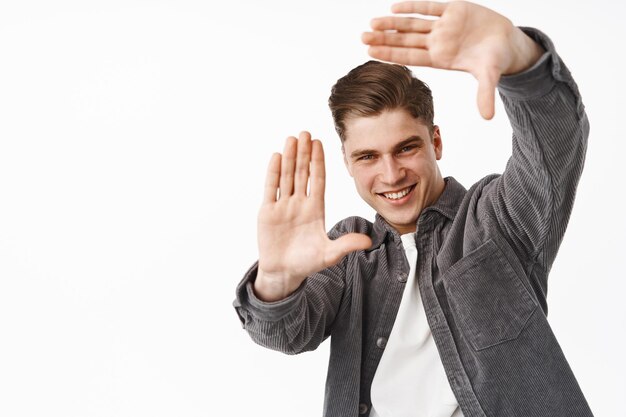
[
  {"xmin": 410, "ymin": 155, "xmax": 435, "ymax": 173},
  {"xmin": 352, "ymin": 168, "xmax": 375, "ymax": 188}
]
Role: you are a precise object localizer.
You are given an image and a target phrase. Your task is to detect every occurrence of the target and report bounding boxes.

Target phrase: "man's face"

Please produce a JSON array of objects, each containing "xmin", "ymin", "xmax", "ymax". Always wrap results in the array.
[{"xmin": 342, "ymin": 108, "xmax": 445, "ymax": 235}]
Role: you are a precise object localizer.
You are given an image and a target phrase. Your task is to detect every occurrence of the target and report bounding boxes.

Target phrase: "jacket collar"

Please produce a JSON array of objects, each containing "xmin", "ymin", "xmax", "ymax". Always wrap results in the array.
[{"xmin": 368, "ymin": 177, "xmax": 467, "ymax": 251}]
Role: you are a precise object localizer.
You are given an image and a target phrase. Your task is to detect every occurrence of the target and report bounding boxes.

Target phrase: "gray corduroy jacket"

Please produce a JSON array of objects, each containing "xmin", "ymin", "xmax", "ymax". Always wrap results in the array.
[{"xmin": 234, "ymin": 28, "xmax": 593, "ymax": 417}]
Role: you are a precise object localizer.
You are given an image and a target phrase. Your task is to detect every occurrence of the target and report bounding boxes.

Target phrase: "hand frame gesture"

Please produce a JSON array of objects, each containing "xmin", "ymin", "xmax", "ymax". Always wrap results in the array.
[{"xmin": 362, "ymin": 1, "xmax": 544, "ymax": 119}]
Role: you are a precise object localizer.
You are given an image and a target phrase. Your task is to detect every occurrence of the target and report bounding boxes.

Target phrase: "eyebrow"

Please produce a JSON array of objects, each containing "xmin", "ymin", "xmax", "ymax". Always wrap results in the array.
[
  {"xmin": 350, "ymin": 135, "xmax": 425, "ymax": 160},
  {"xmin": 394, "ymin": 135, "xmax": 425, "ymax": 151}
]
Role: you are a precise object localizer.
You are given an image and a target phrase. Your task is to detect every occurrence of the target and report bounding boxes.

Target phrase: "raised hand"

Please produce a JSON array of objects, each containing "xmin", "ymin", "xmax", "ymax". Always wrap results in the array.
[
  {"xmin": 362, "ymin": 1, "xmax": 544, "ymax": 119},
  {"xmin": 254, "ymin": 132, "xmax": 372, "ymax": 302}
]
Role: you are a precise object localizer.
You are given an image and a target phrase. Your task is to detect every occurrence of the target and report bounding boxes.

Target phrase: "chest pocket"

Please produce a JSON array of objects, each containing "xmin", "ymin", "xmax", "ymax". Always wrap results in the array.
[{"xmin": 442, "ymin": 239, "xmax": 537, "ymax": 351}]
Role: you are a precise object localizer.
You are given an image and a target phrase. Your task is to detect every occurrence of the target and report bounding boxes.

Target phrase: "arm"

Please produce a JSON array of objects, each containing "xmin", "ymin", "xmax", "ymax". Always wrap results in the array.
[
  {"xmin": 234, "ymin": 218, "xmax": 361, "ymax": 354},
  {"xmin": 487, "ymin": 27, "xmax": 588, "ymax": 275},
  {"xmin": 362, "ymin": 1, "xmax": 588, "ymax": 282},
  {"xmin": 233, "ymin": 253, "xmax": 348, "ymax": 354}
]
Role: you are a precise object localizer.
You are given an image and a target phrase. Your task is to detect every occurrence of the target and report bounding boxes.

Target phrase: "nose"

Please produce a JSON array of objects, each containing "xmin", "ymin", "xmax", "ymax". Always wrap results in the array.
[{"xmin": 379, "ymin": 155, "xmax": 406, "ymax": 186}]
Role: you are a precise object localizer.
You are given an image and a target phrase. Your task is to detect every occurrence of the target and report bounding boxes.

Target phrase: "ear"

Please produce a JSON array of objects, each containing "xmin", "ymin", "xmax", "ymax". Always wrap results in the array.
[
  {"xmin": 342, "ymin": 144, "xmax": 354, "ymax": 177},
  {"xmin": 432, "ymin": 125, "xmax": 443, "ymax": 160}
]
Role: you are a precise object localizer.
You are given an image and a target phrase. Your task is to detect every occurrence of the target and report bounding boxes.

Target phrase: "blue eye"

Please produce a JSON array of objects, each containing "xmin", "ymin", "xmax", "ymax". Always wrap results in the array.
[{"xmin": 358, "ymin": 154, "xmax": 374, "ymax": 161}]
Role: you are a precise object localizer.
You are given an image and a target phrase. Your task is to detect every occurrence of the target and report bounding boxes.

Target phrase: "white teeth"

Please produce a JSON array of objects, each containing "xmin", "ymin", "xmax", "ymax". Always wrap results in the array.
[{"xmin": 383, "ymin": 186, "xmax": 411, "ymax": 200}]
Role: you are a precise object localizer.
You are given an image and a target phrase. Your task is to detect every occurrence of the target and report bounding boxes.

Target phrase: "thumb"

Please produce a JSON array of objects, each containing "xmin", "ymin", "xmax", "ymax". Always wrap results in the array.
[
  {"xmin": 475, "ymin": 69, "xmax": 499, "ymax": 120},
  {"xmin": 325, "ymin": 233, "xmax": 373, "ymax": 266}
]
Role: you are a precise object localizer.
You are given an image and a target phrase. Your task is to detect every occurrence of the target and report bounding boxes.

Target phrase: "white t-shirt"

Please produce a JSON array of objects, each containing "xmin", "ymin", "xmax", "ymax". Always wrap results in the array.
[{"xmin": 369, "ymin": 233, "xmax": 463, "ymax": 417}]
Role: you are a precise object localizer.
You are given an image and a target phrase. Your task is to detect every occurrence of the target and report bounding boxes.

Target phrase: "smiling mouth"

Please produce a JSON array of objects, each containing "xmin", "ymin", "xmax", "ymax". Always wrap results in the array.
[{"xmin": 378, "ymin": 185, "xmax": 415, "ymax": 200}]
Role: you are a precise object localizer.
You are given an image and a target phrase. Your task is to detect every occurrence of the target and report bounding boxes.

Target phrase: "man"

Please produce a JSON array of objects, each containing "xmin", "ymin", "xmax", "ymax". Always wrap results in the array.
[{"xmin": 233, "ymin": 1, "xmax": 593, "ymax": 416}]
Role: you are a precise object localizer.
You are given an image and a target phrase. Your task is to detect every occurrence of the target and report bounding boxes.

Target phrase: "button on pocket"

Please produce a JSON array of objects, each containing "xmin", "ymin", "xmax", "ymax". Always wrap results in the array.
[
  {"xmin": 376, "ymin": 337, "xmax": 387, "ymax": 349},
  {"xmin": 443, "ymin": 239, "xmax": 537, "ymax": 351}
]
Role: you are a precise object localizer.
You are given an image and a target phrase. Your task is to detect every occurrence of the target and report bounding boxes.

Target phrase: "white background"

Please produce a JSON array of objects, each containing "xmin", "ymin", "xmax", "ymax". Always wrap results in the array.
[{"xmin": 0, "ymin": 0, "xmax": 624, "ymax": 416}]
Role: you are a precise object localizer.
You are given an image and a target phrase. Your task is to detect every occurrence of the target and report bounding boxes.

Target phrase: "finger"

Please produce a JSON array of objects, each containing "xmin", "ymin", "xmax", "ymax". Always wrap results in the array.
[
  {"xmin": 279, "ymin": 136, "xmax": 297, "ymax": 199},
  {"xmin": 294, "ymin": 131, "xmax": 312, "ymax": 195},
  {"xmin": 309, "ymin": 139, "xmax": 326, "ymax": 200},
  {"xmin": 391, "ymin": 1, "xmax": 447, "ymax": 16},
  {"xmin": 325, "ymin": 233, "xmax": 373, "ymax": 266},
  {"xmin": 263, "ymin": 153, "xmax": 282, "ymax": 203},
  {"xmin": 367, "ymin": 46, "xmax": 432, "ymax": 67},
  {"xmin": 475, "ymin": 70, "xmax": 499, "ymax": 120},
  {"xmin": 370, "ymin": 16, "xmax": 433, "ymax": 33},
  {"xmin": 362, "ymin": 31, "xmax": 428, "ymax": 48}
]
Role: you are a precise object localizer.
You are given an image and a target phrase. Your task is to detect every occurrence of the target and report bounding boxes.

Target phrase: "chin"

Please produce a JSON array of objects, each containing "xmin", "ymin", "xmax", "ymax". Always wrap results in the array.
[{"xmin": 382, "ymin": 213, "xmax": 418, "ymax": 233}]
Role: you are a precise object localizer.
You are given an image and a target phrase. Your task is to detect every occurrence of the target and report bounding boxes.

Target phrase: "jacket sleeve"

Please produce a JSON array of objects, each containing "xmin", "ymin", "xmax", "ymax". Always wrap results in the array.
[
  {"xmin": 232, "ymin": 224, "xmax": 350, "ymax": 355},
  {"xmin": 479, "ymin": 27, "xmax": 589, "ymax": 284}
]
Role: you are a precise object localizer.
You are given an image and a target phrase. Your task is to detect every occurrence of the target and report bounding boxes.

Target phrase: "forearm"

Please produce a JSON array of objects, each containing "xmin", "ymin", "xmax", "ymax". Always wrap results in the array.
[
  {"xmin": 491, "ymin": 27, "xmax": 589, "ymax": 263},
  {"xmin": 234, "ymin": 261, "xmax": 345, "ymax": 354}
]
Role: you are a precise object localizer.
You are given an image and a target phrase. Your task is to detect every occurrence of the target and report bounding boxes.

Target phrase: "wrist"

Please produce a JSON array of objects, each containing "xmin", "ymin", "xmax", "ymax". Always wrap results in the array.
[
  {"xmin": 253, "ymin": 269, "xmax": 301, "ymax": 302},
  {"xmin": 503, "ymin": 27, "xmax": 545, "ymax": 75}
]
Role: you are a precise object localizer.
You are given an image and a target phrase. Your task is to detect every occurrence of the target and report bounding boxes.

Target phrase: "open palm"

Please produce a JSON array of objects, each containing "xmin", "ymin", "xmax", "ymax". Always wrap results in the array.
[
  {"xmin": 255, "ymin": 132, "xmax": 371, "ymax": 302},
  {"xmin": 363, "ymin": 1, "xmax": 543, "ymax": 119}
]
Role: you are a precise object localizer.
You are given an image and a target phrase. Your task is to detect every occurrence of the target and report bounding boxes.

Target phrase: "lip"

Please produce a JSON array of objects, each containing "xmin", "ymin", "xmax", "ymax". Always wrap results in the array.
[{"xmin": 377, "ymin": 184, "xmax": 416, "ymax": 205}]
